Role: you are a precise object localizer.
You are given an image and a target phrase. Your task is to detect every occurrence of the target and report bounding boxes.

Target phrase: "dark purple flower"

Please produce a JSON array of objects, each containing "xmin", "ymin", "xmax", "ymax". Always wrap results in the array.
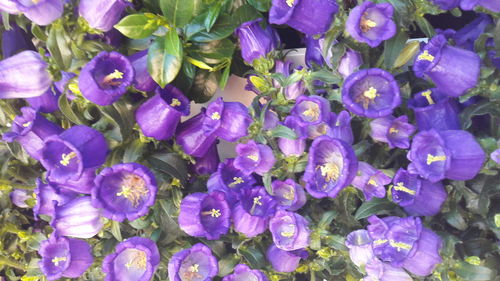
[
  {"xmin": 413, "ymin": 34, "xmax": 480, "ymax": 97},
  {"xmin": 370, "ymin": 115, "xmax": 416, "ymax": 149},
  {"xmin": 190, "ymin": 142, "xmax": 220, "ymax": 175},
  {"xmin": 2, "ymin": 23, "xmax": 35, "ymax": 58},
  {"xmin": 338, "ymin": 49, "xmax": 363, "ymax": 78},
  {"xmin": 0, "ymin": 51, "xmax": 51, "ymax": 99},
  {"xmin": 325, "ymin": 110, "xmax": 354, "ymax": 144},
  {"xmin": 392, "ymin": 168, "xmax": 447, "ymax": 216},
  {"xmin": 102, "ymin": 237, "xmax": 160, "ymax": 281},
  {"xmin": 136, "ymin": 85, "xmax": 190, "ymax": 140},
  {"xmin": 235, "ymin": 18, "xmax": 278, "ymax": 64},
  {"xmin": 303, "ymin": 136, "xmax": 358, "ymax": 198},
  {"xmin": 491, "ymin": 149, "xmax": 500, "ymax": 164},
  {"xmin": 51, "ymin": 196, "xmax": 103, "ymax": 238},
  {"xmin": 270, "ymin": 179, "xmax": 306, "ymax": 211},
  {"xmin": 460, "ymin": 0, "xmax": 500, "ymax": 12},
  {"xmin": 34, "ymin": 178, "xmax": 78, "ymax": 220},
  {"xmin": 203, "ymin": 98, "xmax": 252, "ymax": 142},
  {"xmin": 342, "ymin": 68, "xmax": 401, "ymax": 118},
  {"xmin": 54, "ymin": 71, "xmax": 77, "ymax": 100},
  {"xmin": 407, "ymin": 129, "xmax": 485, "ymax": 182},
  {"xmin": 232, "ymin": 186, "xmax": 277, "ymax": 237},
  {"xmin": 408, "ymin": 89, "xmax": 460, "ymax": 131},
  {"xmin": 38, "ymin": 234, "xmax": 93, "ymax": 281},
  {"xmin": 12, "ymin": 0, "xmax": 63, "ymax": 26},
  {"xmin": 129, "ymin": 50, "xmax": 158, "ymax": 92},
  {"xmin": 429, "ymin": 0, "xmax": 460, "ymax": 10},
  {"xmin": 79, "ymin": 51, "xmax": 134, "ymax": 106},
  {"xmin": 269, "ymin": 0, "xmax": 339, "ymax": 35},
  {"xmin": 291, "ymin": 95, "xmax": 331, "ymax": 126},
  {"xmin": 3, "ymin": 107, "xmax": 63, "ymax": 161},
  {"xmin": 274, "ymin": 60, "xmax": 305, "ymax": 100},
  {"xmin": 79, "ymin": 0, "xmax": 129, "ymax": 31},
  {"xmin": 222, "ymin": 264, "xmax": 269, "ymax": 281},
  {"xmin": 10, "ymin": 189, "xmax": 31, "ymax": 208},
  {"xmin": 305, "ymin": 36, "xmax": 325, "ymax": 67},
  {"xmin": 178, "ymin": 191, "xmax": 231, "ymax": 240},
  {"xmin": 234, "ymin": 140, "xmax": 276, "ymax": 175},
  {"xmin": 346, "ymin": 1, "xmax": 396, "ymax": 47},
  {"xmin": 176, "ymin": 110, "xmax": 218, "ymax": 157},
  {"xmin": 269, "ymin": 210, "xmax": 310, "ymax": 251},
  {"xmin": 345, "ymin": 230, "xmax": 374, "ymax": 267},
  {"xmin": 266, "ymin": 244, "xmax": 308, "ymax": 273},
  {"xmin": 48, "ymin": 168, "xmax": 97, "ymax": 194},
  {"xmin": 168, "ymin": 243, "xmax": 218, "ymax": 281},
  {"xmin": 364, "ymin": 258, "xmax": 412, "ymax": 281},
  {"xmin": 352, "ymin": 162, "xmax": 390, "ymax": 200},
  {"xmin": 26, "ymin": 88, "xmax": 60, "ymax": 113},
  {"xmin": 92, "ymin": 163, "xmax": 157, "ymax": 222},
  {"xmin": 40, "ymin": 125, "xmax": 108, "ymax": 182},
  {"xmin": 452, "ymin": 14, "xmax": 492, "ymax": 51}
]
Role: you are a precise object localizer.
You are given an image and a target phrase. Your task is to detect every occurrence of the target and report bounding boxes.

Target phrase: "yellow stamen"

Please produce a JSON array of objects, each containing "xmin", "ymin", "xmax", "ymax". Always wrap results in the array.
[
  {"xmin": 318, "ymin": 163, "xmax": 340, "ymax": 182},
  {"xmin": 102, "ymin": 69, "xmax": 124, "ymax": 85},
  {"xmin": 60, "ymin": 152, "xmax": 77, "ymax": 166},
  {"xmin": 228, "ymin": 177, "xmax": 244, "ymax": 187},
  {"xmin": 116, "ymin": 174, "xmax": 149, "ymax": 207},
  {"xmin": 426, "ymin": 154, "xmax": 447, "ymax": 165},
  {"xmin": 389, "ymin": 127, "xmax": 399, "ymax": 134},
  {"xmin": 389, "ymin": 239, "xmax": 413, "ymax": 251},
  {"xmin": 189, "ymin": 264, "xmax": 199, "ymax": 272},
  {"xmin": 360, "ymin": 13, "xmax": 377, "ymax": 32},
  {"xmin": 417, "ymin": 50, "xmax": 435, "ymax": 62},
  {"xmin": 302, "ymin": 104, "xmax": 320, "ymax": 121},
  {"xmin": 247, "ymin": 154, "xmax": 259, "ymax": 161},
  {"xmin": 286, "ymin": 0, "xmax": 294, "ymax": 7},
  {"xmin": 170, "ymin": 98, "xmax": 181, "ymax": 107},
  {"xmin": 32, "ymin": 0, "xmax": 39, "ymax": 3},
  {"xmin": 282, "ymin": 186, "xmax": 295, "ymax": 200},
  {"xmin": 250, "ymin": 196, "xmax": 263, "ymax": 214},
  {"xmin": 367, "ymin": 178, "xmax": 378, "ymax": 186},
  {"xmin": 421, "ymin": 90, "xmax": 435, "ymax": 105},
  {"xmin": 22, "ymin": 122, "xmax": 31, "ymax": 127},
  {"xmin": 373, "ymin": 239, "xmax": 388, "ymax": 246},
  {"xmin": 51, "ymin": 256, "xmax": 67, "ymax": 266},
  {"xmin": 125, "ymin": 250, "xmax": 147, "ymax": 270},
  {"xmin": 393, "ymin": 182, "xmax": 416, "ymax": 195},
  {"xmin": 202, "ymin": 208, "xmax": 221, "ymax": 218},
  {"xmin": 363, "ymin": 87, "xmax": 379, "ymax": 100},
  {"xmin": 211, "ymin": 112, "xmax": 221, "ymax": 120},
  {"xmin": 281, "ymin": 225, "xmax": 296, "ymax": 238}
]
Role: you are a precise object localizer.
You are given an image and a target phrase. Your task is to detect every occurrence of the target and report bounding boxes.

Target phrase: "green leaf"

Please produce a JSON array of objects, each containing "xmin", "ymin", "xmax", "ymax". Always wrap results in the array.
[
  {"xmin": 123, "ymin": 139, "xmax": 146, "ymax": 163},
  {"xmin": 110, "ymin": 220, "xmax": 122, "ymax": 241},
  {"xmin": 415, "ymin": 16, "xmax": 435, "ymax": 38},
  {"xmin": 217, "ymin": 254, "xmax": 240, "ymax": 277},
  {"xmin": 239, "ymin": 247, "xmax": 265, "ymax": 269},
  {"xmin": 147, "ymin": 153, "xmax": 188, "ymax": 185},
  {"xmin": 270, "ymin": 125, "xmax": 297, "ymax": 139},
  {"xmin": 247, "ymin": 0, "xmax": 271, "ymax": 12},
  {"xmin": 232, "ymin": 4, "xmax": 261, "ymax": 25},
  {"xmin": 354, "ymin": 198, "xmax": 394, "ymax": 220},
  {"xmin": 58, "ymin": 94, "xmax": 85, "ymax": 125},
  {"xmin": 205, "ymin": 3, "xmax": 222, "ymax": 32},
  {"xmin": 460, "ymin": 100, "xmax": 500, "ymax": 129},
  {"xmin": 114, "ymin": 14, "xmax": 160, "ymax": 39},
  {"xmin": 47, "ymin": 22, "xmax": 72, "ymax": 70},
  {"xmin": 99, "ymin": 100, "xmax": 135, "ymax": 142},
  {"xmin": 455, "ymin": 262, "xmax": 495, "ymax": 281},
  {"xmin": 160, "ymin": 0, "xmax": 198, "ymax": 27},
  {"xmin": 148, "ymin": 31, "xmax": 183, "ymax": 88},
  {"xmin": 383, "ymin": 29, "xmax": 408, "ymax": 69},
  {"xmin": 187, "ymin": 14, "xmax": 234, "ymax": 43},
  {"xmin": 187, "ymin": 69, "xmax": 219, "ymax": 103},
  {"xmin": 219, "ymin": 62, "xmax": 231, "ymax": 89}
]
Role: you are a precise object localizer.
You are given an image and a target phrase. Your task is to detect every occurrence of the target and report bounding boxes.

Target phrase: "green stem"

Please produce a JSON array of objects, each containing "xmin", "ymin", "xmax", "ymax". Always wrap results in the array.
[{"xmin": 0, "ymin": 256, "xmax": 27, "ymax": 271}]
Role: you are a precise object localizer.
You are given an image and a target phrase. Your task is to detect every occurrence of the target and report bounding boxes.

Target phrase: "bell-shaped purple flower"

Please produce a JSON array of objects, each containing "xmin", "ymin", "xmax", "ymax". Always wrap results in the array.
[
  {"xmin": 269, "ymin": 210, "xmax": 310, "ymax": 251},
  {"xmin": 129, "ymin": 50, "xmax": 158, "ymax": 92},
  {"xmin": 136, "ymin": 85, "xmax": 190, "ymax": 140},
  {"xmin": 38, "ymin": 234, "xmax": 93, "ymax": 281},
  {"xmin": 303, "ymin": 136, "xmax": 358, "ymax": 198},
  {"xmin": 92, "ymin": 163, "xmax": 157, "ymax": 222},
  {"xmin": 176, "ymin": 110, "xmax": 218, "ymax": 157},
  {"xmin": 34, "ymin": 178, "xmax": 78, "ymax": 220},
  {"xmin": 326, "ymin": 110, "xmax": 354, "ymax": 144},
  {"xmin": 26, "ymin": 88, "xmax": 60, "ymax": 113},
  {"xmin": 2, "ymin": 23, "xmax": 35, "ymax": 58},
  {"xmin": 168, "ymin": 243, "xmax": 218, "ymax": 281},
  {"xmin": 3, "ymin": 107, "xmax": 63, "ymax": 161},
  {"xmin": 0, "ymin": 51, "xmax": 51, "ymax": 99},
  {"xmin": 271, "ymin": 179, "xmax": 306, "ymax": 211},
  {"xmin": 429, "ymin": 0, "xmax": 460, "ymax": 9},
  {"xmin": 346, "ymin": 1, "xmax": 396, "ymax": 47},
  {"xmin": 0, "ymin": 0, "xmax": 19, "ymax": 13},
  {"xmin": 305, "ymin": 36, "xmax": 325, "ymax": 67},
  {"xmin": 190, "ymin": 142, "xmax": 220, "ymax": 175},
  {"xmin": 235, "ymin": 18, "xmax": 278, "ymax": 64},
  {"xmin": 222, "ymin": 264, "xmax": 269, "ymax": 281},
  {"xmin": 370, "ymin": 115, "xmax": 416, "ymax": 149},
  {"xmin": 48, "ymin": 168, "xmax": 97, "ymax": 194},
  {"xmin": 402, "ymin": 227, "xmax": 444, "ymax": 276},
  {"xmin": 10, "ymin": 189, "xmax": 31, "ymax": 208},
  {"xmin": 232, "ymin": 186, "xmax": 277, "ymax": 237},
  {"xmin": 460, "ymin": 0, "xmax": 500, "ymax": 12},
  {"xmin": 51, "ymin": 196, "xmax": 104, "ymax": 239},
  {"xmin": 234, "ymin": 140, "xmax": 276, "ymax": 176},
  {"xmin": 338, "ymin": 49, "xmax": 363, "ymax": 78},
  {"xmin": 391, "ymin": 168, "xmax": 447, "ymax": 216},
  {"xmin": 491, "ymin": 149, "xmax": 500, "ymax": 164},
  {"xmin": 408, "ymin": 89, "xmax": 460, "ymax": 131},
  {"xmin": 40, "ymin": 125, "xmax": 108, "ymax": 182},
  {"xmin": 54, "ymin": 72, "xmax": 77, "ymax": 100},
  {"xmin": 364, "ymin": 258, "xmax": 412, "ymax": 281},
  {"xmin": 452, "ymin": 14, "xmax": 492, "ymax": 51},
  {"xmin": 413, "ymin": 34, "xmax": 480, "ymax": 97},
  {"xmin": 352, "ymin": 162, "xmax": 390, "ymax": 200},
  {"xmin": 274, "ymin": 60, "xmax": 305, "ymax": 100},
  {"xmin": 407, "ymin": 129, "xmax": 485, "ymax": 182},
  {"xmin": 342, "ymin": 68, "xmax": 401, "ymax": 118},
  {"xmin": 12, "ymin": 0, "xmax": 63, "ymax": 26},
  {"xmin": 269, "ymin": 0, "xmax": 339, "ymax": 35},
  {"xmin": 278, "ymin": 116, "xmax": 307, "ymax": 157},
  {"xmin": 79, "ymin": 0, "xmax": 129, "ymax": 31},
  {"xmin": 203, "ymin": 97, "xmax": 252, "ymax": 142},
  {"xmin": 291, "ymin": 95, "xmax": 331, "ymax": 126},
  {"xmin": 178, "ymin": 191, "xmax": 231, "ymax": 240},
  {"xmin": 266, "ymin": 244, "xmax": 308, "ymax": 273},
  {"xmin": 345, "ymin": 230, "xmax": 374, "ymax": 268},
  {"xmin": 79, "ymin": 51, "xmax": 134, "ymax": 106}
]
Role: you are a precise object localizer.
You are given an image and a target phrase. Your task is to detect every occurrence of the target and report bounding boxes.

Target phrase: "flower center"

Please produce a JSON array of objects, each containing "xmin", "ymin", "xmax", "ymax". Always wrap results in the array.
[
  {"xmin": 189, "ymin": 264, "xmax": 199, "ymax": 272},
  {"xmin": 170, "ymin": 98, "xmax": 181, "ymax": 107},
  {"xmin": 393, "ymin": 182, "xmax": 415, "ymax": 195},
  {"xmin": 389, "ymin": 239, "xmax": 413, "ymax": 252},
  {"xmin": 389, "ymin": 127, "xmax": 399, "ymax": 134},
  {"xmin": 183, "ymin": 263, "xmax": 203, "ymax": 280},
  {"xmin": 417, "ymin": 50, "xmax": 435, "ymax": 62},
  {"xmin": 60, "ymin": 152, "xmax": 77, "ymax": 167},
  {"xmin": 286, "ymin": 0, "xmax": 294, "ymax": 7},
  {"xmin": 250, "ymin": 196, "xmax": 263, "ymax": 215},
  {"xmin": 116, "ymin": 174, "xmax": 149, "ymax": 207},
  {"xmin": 22, "ymin": 122, "xmax": 31, "ymax": 127},
  {"xmin": 367, "ymin": 178, "xmax": 378, "ymax": 186},
  {"xmin": 356, "ymin": 87, "xmax": 380, "ymax": 109},
  {"xmin": 247, "ymin": 154, "xmax": 259, "ymax": 161},
  {"xmin": 210, "ymin": 112, "xmax": 221, "ymax": 120},
  {"xmin": 420, "ymin": 90, "xmax": 435, "ymax": 105},
  {"xmin": 51, "ymin": 256, "xmax": 67, "ymax": 266},
  {"xmin": 426, "ymin": 154, "xmax": 446, "ymax": 165},
  {"xmin": 125, "ymin": 250, "xmax": 147, "ymax": 270},
  {"xmin": 281, "ymin": 225, "xmax": 296, "ymax": 238},
  {"xmin": 318, "ymin": 162, "xmax": 340, "ymax": 182},
  {"xmin": 32, "ymin": 0, "xmax": 40, "ymax": 4},
  {"xmin": 282, "ymin": 186, "xmax": 295, "ymax": 200},
  {"xmin": 201, "ymin": 208, "xmax": 221, "ymax": 218},
  {"xmin": 302, "ymin": 103, "xmax": 320, "ymax": 122},
  {"xmin": 360, "ymin": 13, "xmax": 377, "ymax": 32},
  {"xmin": 102, "ymin": 69, "xmax": 124, "ymax": 86},
  {"xmin": 228, "ymin": 177, "xmax": 244, "ymax": 187}
]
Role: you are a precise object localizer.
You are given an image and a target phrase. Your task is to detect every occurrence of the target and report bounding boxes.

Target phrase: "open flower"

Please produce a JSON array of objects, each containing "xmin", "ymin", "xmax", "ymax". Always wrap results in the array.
[
  {"xmin": 203, "ymin": 97, "xmax": 252, "ymax": 142},
  {"xmin": 271, "ymin": 179, "xmax": 306, "ymax": 211},
  {"xmin": 222, "ymin": 264, "xmax": 269, "ymax": 281},
  {"xmin": 176, "ymin": 110, "xmax": 218, "ymax": 157},
  {"xmin": 51, "ymin": 196, "xmax": 104, "ymax": 239},
  {"xmin": 232, "ymin": 186, "xmax": 277, "ymax": 237},
  {"xmin": 408, "ymin": 89, "xmax": 460, "ymax": 131},
  {"xmin": 291, "ymin": 95, "xmax": 331, "ymax": 126},
  {"xmin": 346, "ymin": 1, "xmax": 396, "ymax": 47},
  {"xmin": 92, "ymin": 163, "xmax": 157, "ymax": 222},
  {"xmin": 269, "ymin": 210, "xmax": 310, "ymax": 251},
  {"xmin": 234, "ymin": 140, "xmax": 276, "ymax": 176},
  {"xmin": 34, "ymin": 178, "xmax": 78, "ymax": 220},
  {"xmin": 266, "ymin": 244, "xmax": 308, "ymax": 273},
  {"xmin": 79, "ymin": 0, "xmax": 129, "ymax": 31},
  {"xmin": 351, "ymin": 162, "xmax": 390, "ymax": 200},
  {"xmin": 345, "ymin": 230, "xmax": 374, "ymax": 268},
  {"xmin": 235, "ymin": 18, "xmax": 278, "ymax": 64},
  {"xmin": 168, "ymin": 243, "xmax": 218, "ymax": 281},
  {"xmin": 103, "ymin": 237, "xmax": 160, "ymax": 281},
  {"xmin": 10, "ymin": 0, "xmax": 63, "ymax": 26},
  {"xmin": 370, "ymin": 115, "xmax": 416, "ymax": 149}
]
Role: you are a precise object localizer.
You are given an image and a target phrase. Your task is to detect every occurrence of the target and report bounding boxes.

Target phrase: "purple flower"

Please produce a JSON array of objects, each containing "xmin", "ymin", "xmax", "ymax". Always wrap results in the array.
[
  {"xmin": 79, "ymin": 0, "xmax": 129, "ymax": 31},
  {"xmin": 10, "ymin": 189, "xmax": 31, "ymax": 208},
  {"xmin": 79, "ymin": 51, "xmax": 134, "ymax": 106},
  {"xmin": 190, "ymin": 142, "xmax": 220, "ymax": 175},
  {"xmin": 407, "ymin": 129, "xmax": 485, "ymax": 182},
  {"xmin": 168, "ymin": 243, "xmax": 218, "ymax": 281},
  {"xmin": 269, "ymin": 0, "xmax": 339, "ymax": 35},
  {"xmin": 222, "ymin": 264, "xmax": 269, "ymax": 281},
  {"xmin": 429, "ymin": 0, "xmax": 459, "ymax": 9},
  {"xmin": 326, "ymin": 110, "xmax": 354, "ymax": 144},
  {"xmin": 370, "ymin": 115, "xmax": 416, "ymax": 149},
  {"xmin": 402, "ymin": 227, "xmax": 444, "ymax": 276},
  {"xmin": 129, "ymin": 50, "xmax": 158, "ymax": 92},
  {"xmin": 178, "ymin": 191, "xmax": 231, "ymax": 240},
  {"xmin": 12, "ymin": 0, "xmax": 63, "ymax": 26},
  {"xmin": 54, "ymin": 72, "xmax": 77, "ymax": 100},
  {"xmin": 2, "ymin": 23, "xmax": 35, "ymax": 58},
  {"xmin": 408, "ymin": 88, "xmax": 460, "ymax": 131},
  {"xmin": 338, "ymin": 49, "xmax": 363, "ymax": 78},
  {"xmin": 102, "ymin": 237, "xmax": 160, "ymax": 281},
  {"xmin": 351, "ymin": 162, "xmax": 390, "ymax": 200},
  {"xmin": 460, "ymin": 0, "xmax": 500, "ymax": 12},
  {"xmin": 346, "ymin": 1, "xmax": 396, "ymax": 47},
  {"xmin": 34, "ymin": 178, "xmax": 78, "ymax": 220},
  {"xmin": 51, "ymin": 196, "xmax": 103, "ymax": 239},
  {"xmin": 3, "ymin": 107, "xmax": 63, "ymax": 161},
  {"xmin": 305, "ymin": 36, "xmax": 325, "ymax": 67},
  {"xmin": 232, "ymin": 186, "xmax": 277, "ymax": 237},
  {"xmin": 452, "ymin": 14, "xmax": 492, "ymax": 51},
  {"xmin": 392, "ymin": 168, "xmax": 447, "ymax": 216},
  {"xmin": 263, "ymin": 109, "xmax": 280, "ymax": 130},
  {"xmin": 266, "ymin": 244, "xmax": 308, "ymax": 273},
  {"xmin": 342, "ymin": 68, "xmax": 401, "ymax": 118},
  {"xmin": 203, "ymin": 98, "xmax": 252, "ymax": 142},
  {"xmin": 303, "ymin": 136, "xmax": 358, "ymax": 198},
  {"xmin": 270, "ymin": 179, "xmax": 306, "ymax": 211},
  {"xmin": 413, "ymin": 34, "xmax": 480, "ymax": 97},
  {"xmin": 136, "ymin": 85, "xmax": 190, "ymax": 140},
  {"xmin": 40, "ymin": 125, "xmax": 108, "ymax": 183},
  {"xmin": 0, "ymin": 51, "xmax": 51, "ymax": 99},
  {"xmin": 491, "ymin": 149, "xmax": 500, "ymax": 164},
  {"xmin": 269, "ymin": 210, "xmax": 310, "ymax": 251},
  {"xmin": 278, "ymin": 116, "xmax": 307, "ymax": 157},
  {"xmin": 0, "ymin": 0, "xmax": 19, "ymax": 13},
  {"xmin": 26, "ymin": 88, "xmax": 60, "ymax": 113},
  {"xmin": 38, "ymin": 234, "xmax": 93, "ymax": 281},
  {"xmin": 364, "ymin": 258, "xmax": 412, "ymax": 281},
  {"xmin": 235, "ymin": 18, "xmax": 278, "ymax": 64},
  {"xmin": 291, "ymin": 95, "xmax": 331, "ymax": 126},
  {"xmin": 48, "ymin": 168, "xmax": 97, "ymax": 194},
  {"xmin": 234, "ymin": 140, "xmax": 276, "ymax": 176},
  {"xmin": 345, "ymin": 230, "xmax": 374, "ymax": 267},
  {"xmin": 274, "ymin": 60, "xmax": 305, "ymax": 100},
  {"xmin": 176, "ymin": 110, "xmax": 218, "ymax": 157},
  {"xmin": 92, "ymin": 163, "xmax": 157, "ymax": 222}
]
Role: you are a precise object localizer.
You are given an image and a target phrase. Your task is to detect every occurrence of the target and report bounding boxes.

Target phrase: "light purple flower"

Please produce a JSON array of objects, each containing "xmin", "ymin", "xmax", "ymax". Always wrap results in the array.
[
  {"xmin": 351, "ymin": 162, "xmax": 390, "ymax": 200},
  {"xmin": 270, "ymin": 179, "xmax": 306, "ymax": 211},
  {"xmin": 234, "ymin": 140, "xmax": 276, "ymax": 176},
  {"xmin": 345, "ymin": 230, "xmax": 374, "ymax": 268},
  {"xmin": 291, "ymin": 95, "xmax": 331, "ymax": 126},
  {"xmin": 338, "ymin": 49, "xmax": 363, "ymax": 78},
  {"xmin": 222, "ymin": 264, "xmax": 269, "ymax": 281},
  {"xmin": 232, "ymin": 186, "xmax": 277, "ymax": 237},
  {"xmin": 370, "ymin": 115, "xmax": 416, "ymax": 149},
  {"xmin": 269, "ymin": 210, "xmax": 310, "ymax": 251},
  {"xmin": 79, "ymin": 0, "xmax": 129, "ymax": 31},
  {"xmin": 51, "ymin": 196, "xmax": 103, "ymax": 239},
  {"xmin": 168, "ymin": 243, "xmax": 218, "ymax": 281},
  {"xmin": 266, "ymin": 244, "xmax": 308, "ymax": 273}
]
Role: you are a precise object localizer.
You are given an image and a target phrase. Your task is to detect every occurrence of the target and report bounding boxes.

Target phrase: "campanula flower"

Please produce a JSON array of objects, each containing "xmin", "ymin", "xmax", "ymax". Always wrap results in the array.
[
  {"xmin": 203, "ymin": 97, "xmax": 252, "ymax": 142},
  {"xmin": 34, "ymin": 178, "xmax": 78, "ymax": 220},
  {"xmin": 491, "ymin": 149, "xmax": 500, "ymax": 164},
  {"xmin": 271, "ymin": 179, "xmax": 306, "ymax": 211},
  {"xmin": 408, "ymin": 89, "xmax": 460, "ymax": 131},
  {"xmin": 48, "ymin": 168, "xmax": 97, "ymax": 194},
  {"xmin": 460, "ymin": 0, "xmax": 500, "ymax": 12},
  {"xmin": 168, "ymin": 243, "xmax": 218, "ymax": 281},
  {"xmin": 338, "ymin": 49, "xmax": 363, "ymax": 78},
  {"xmin": 274, "ymin": 60, "xmax": 305, "ymax": 100},
  {"xmin": 79, "ymin": 0, "xmax": 129, "ymax": 31},
  {"xmin": 266, "ymin": 244, "xmax": 308, "ymax": 273},
  {"xmin": 11, "ymin": 0, "xmax": 63, "ymax": 26},
  {"xmin": 10, "ymin": 189, "xmax": 31, "ymax": 208},
  {"xmin": 0, "ymin": 0, "xmax": 19, "ymax": 13},
  {"xmin": 222, "ymin": 264, "xmax": 269, "ymax": 281},
  {"xmin": 26, "ymin": 88, "xmax": 60, "ymax": 113},
  {"xmin": 2, "ymin": 23, "xmax": 35, "ymax": 58},
  {"xmin": 304, "ymin": 36, "xmax": 325, "ymax": 67},
  {"xmin": 269, "ymin": 210, "xmax": 310, "ymax": 251},
  {"xmin": 232, "ymin": 186, "xmax": 277, "ymax": 237},
  {"xmin": 345, "ymin": 230, "xmax": 374, "ymax": 268},
  {"xmin": 291, "ymin": 95, "xmax": 331, "ymax": 126},
  {"xmin": 176, "ymin": 110, "xmax": 218, "ymax": 157},
  {"xmin": 234, "ymin": 140, "xmax": 276, "ymax": 176},
  {"xmin": 278, "ymin": 116, "xmax": 307, "ymax": 157},
  {"xmin": 429, "ymin": 0, "xmax": 460, "ymax": 10},
  {"xmin": 346, "ymin": 1, "xmax": 396, "ymax": 47},
  {"xmin": 370, "ymin": 115, "xmax": 416, "ymax": 149},
  {"xmin": 351, "ymin": 162, "xmax": 390, "ymax": 200},
  {"xmin": 235, "ymin": 18, "xmax": 279, "ymax": 64},
  {"xmin": 129, "ymin": 50, "xmax": 158, "ymax": 92},
  {"xmin": 452, "ymin": 14, "xmax": 492, "ymax": 51},
  {"xmin": 51, "ymin": 196, "xmax": 103, "ymax": 239},
  {"xmin": 306, "ymin": 111, "xmax": 354, "ymax": 142},
  {"xmin": 190, "ymin": 142, "xmax": 220, "ymax": 175},
  {"xmin": 363, "ymin": 258, "xmax": 412, "ymax": 281}
]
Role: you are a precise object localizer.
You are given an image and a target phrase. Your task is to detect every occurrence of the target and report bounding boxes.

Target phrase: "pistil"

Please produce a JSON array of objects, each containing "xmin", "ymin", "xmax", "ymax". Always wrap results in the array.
[
  {"xmin": 426, "ymin": 154, "xmax": 446, "ymax": 165},
  {"xmin": 417, "ymin": 50, "xmax": 435, "ymax": 62},
  {"xmin": 102, "ymin": 69, "xmax": 124, "ymax": 86},
  {"xmin": 201, "ymin": 208, "xmax": 221, "ymax": 218},
  {"xmin": 51, "ymin": 256, "xmax": 67, "ymax": 266},
  {"xmin": 60, "ymin": 152, "xmax": 77, "ymax": 167},
  {"xmin": 249, "ymin": 196, "xmax": 263, "ymax": 215},
  {"xmin": 393, "ymin": 182, "xmax": 416, "ymax": 195},
  {"xmin": 421, "ymin": 90, "xmax": 435, "ymax": 105}
]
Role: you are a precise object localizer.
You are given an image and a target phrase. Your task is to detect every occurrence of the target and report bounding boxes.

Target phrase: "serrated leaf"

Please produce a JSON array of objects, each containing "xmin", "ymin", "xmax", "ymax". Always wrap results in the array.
[
  {"xmin": 114, "ymin": 14, "xmax": 160, "ymax": 39},
  {"xmin": 354, "ymin": 198, "xmax": 394, "ymax": 220}
]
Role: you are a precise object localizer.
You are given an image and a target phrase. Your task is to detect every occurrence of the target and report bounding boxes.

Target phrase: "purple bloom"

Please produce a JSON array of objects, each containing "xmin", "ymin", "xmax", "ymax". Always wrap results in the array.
[
  {"xmin": 491, "ymin": 149, "xmax": 500, "ymax": 164},
  {"xmin": 10, "ymin": 189, "xmax": 31, "ymax": 208},
  {"xmin": 2, "ymin": 23, "xmax": 35, "ymax": 58},
  {"xmin": 269, "ymin": 0, "xmax": 339, "ymax": 35},
  {"xmin": 291, "ymin": 95, "xmax": 331, "ymax": 126},
  {"xmin": 235, "ymin": 18, "xmax": 278, "ymax": 64},
  {"xmin": 266, "ymin": 244, "xmax": 308, "ymax": 273},
  {"xmin": 54, "ymin": 72, "xmax": 77, "ymax": 100},
  {"xmin": 48, "ymin": 168, "xmax": 97, "ymax": 194},
  {"xmin": 278, "ymin": 116, "xmax": 306, "ymax": 157},
  {"xmin": 274, "ymin": 60, "xmax": 305, "ymax": 100},
  {"xmin": 40, "ymin": 125, "xmax": 108, "ymax": 182},
  {"xmin": 263, "ymin": 110, "xmax": 280, "ymax": 130},
  {"xmin": 303, "ymin": 136, "xmax": 358, "ymax": 198},
  {"xmin": 34, "ymin": 178, "xmax": 78, "ymax": 220},
  {"xmin": 51, "ymin": 196, "xmax": 103, "ymax": 239},
  {"xmin": 176, "ymin": 110, "xmax": 218, "ymax": 157},
  {"xmin": 407, "ymin": 129, "xmax": 485, "ymax": 182},
  {"xmin": 452, "ymin": 14, "xmax": 492, "ymax": 51},
  {"xmin": 136, "ymin": 85, "xmax": 190, "ymax": 140},
  {"xmin": 234, "ymin": 140, "xmax": 276, "ymax": 176},
  {"xmin": 402, "ymin": 227, "xmax": 444, "ymax": 276},
  {"xmin": 0, "ymin": 0, "xmax": 19, "ymax": 13},
  {"xmin": 26, "ymin": 88, "xmax": 60, "ymax": 113},
  {"xmin": 345, "ymin": 230, "xmax": 374, "ymax": 267},
  {"xmin": 413, "ymin": 34, "xmax": 480, "ymax": 97},
  {"xmin": 370, "ymin": 115, "xmax": 416, "ymax": 149},
  {"xmin": 325, "ymin": 110, "xmax": 354, "ymax": 144},
  {"xmin": 408, "ymin": 88, "xmax": 460, "ymax": 131},
  {"xmin": 190, "ymin": 142, "xmax": 220, "ymax": 175},
  {"xmin": 460, "ymin": 0, "xmax": 500, "ymax": 12},
  {"xmin": 3, "ymin": 107, "xmax": 63, "ymax": 161},
  {"xmin": 178, "ymin": 191, "xmax": 231, "ymax": 240},
  {"xmin": 346, "ymin": 1, "xmax": 396, "ymax": 47},
  {"xmin": 102, "ymin": 237, "xmax": 160, "ymax": 281},
  {"xmin": 203, "ymin": 98, "xmax": 252, "ymax": 142},
  {"xmin": 338, "ymin": 49, "xmax": 363, "ymax": 78},
  {"xmin": 38, "ymin": 234, "xmax": 93, "ymax": 281},
  {"xmin": 79, "ymin": 51, "xmax": 134, "ymax": 106},
  {"xmin": 92, "ymin": 163, "xmax": 157, "ymax": 222},
  {"xmin": 270, "ymin": 179, "xmax": 306, "ymax": 211},
  {"xmin": 429, "ymin": 0, "xmax": 459, "ymax": 9},
  {"xmin": 222, "ymin": 264, "xmax": 269, "ymax": 281},
  {"xmin": 351, "ymin": 162, "xmax": 390, "ymax": 200},
  {"xmin": 269, "ymin": 210, "xmax": 310, "ymax": 251},
  {"xmin": 0, "ymin": 51, "xmax": 51, "ymax": 99},
  {"xmin": 364, "ymin": 258, "xmax": 412, "ymax": 281},
  {"xmin": 342, "ymin": 68, "xmax": 401, "ymax": 118},
  {"xmin": 129, "ymin": 50, "xmax": 158, "ymax": 92},
  {"xmin": 168, "ymin": 243, "xmax": 218, "ymax": 281},
  {"xmin": 12, "ymin": 0, "xmax": 63, "ymax": 26},
  {"xmin": 232, "ymin": 186, "xmax": 277, "ymax": 237},
  {"xmin": 305, "ymin": 36, "xmax": 325, "ymax": 67},
  {"xmin": 392, "ymin": 168, "xmax": 447, "ymax": 216},
  {"xmin": 79, "ymin": 0, "xmax": 129, "ymax": 31}
]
